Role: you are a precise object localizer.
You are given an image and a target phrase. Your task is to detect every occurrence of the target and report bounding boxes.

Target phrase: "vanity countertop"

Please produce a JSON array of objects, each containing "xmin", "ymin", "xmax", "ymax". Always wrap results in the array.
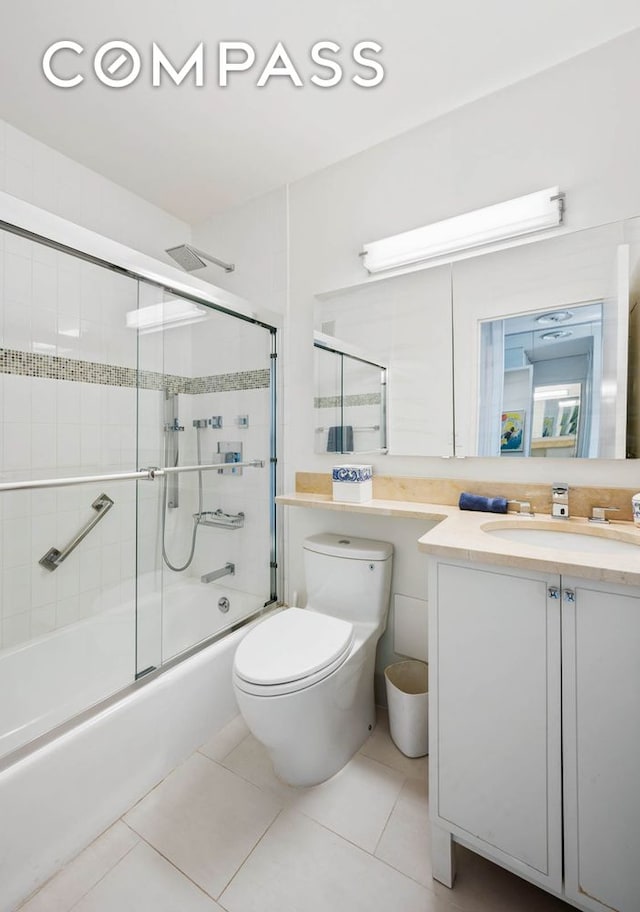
[
  {"xmin": 276, "ymin": 491, "xmax": 640, "ymax": 586},
  {"xmin": 275, "ymin": 492, "xmax": 455, "ymax": 521},
  {"xmin": 417, "ymin": 510, "xmax": 640, "ymax": 586}
]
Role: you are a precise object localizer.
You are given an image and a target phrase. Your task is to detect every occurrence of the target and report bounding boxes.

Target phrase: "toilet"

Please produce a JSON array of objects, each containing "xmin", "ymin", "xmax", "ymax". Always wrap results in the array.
[{"xmin": 232, "ymin": 533, "xmax": 393, "ymax": 786}]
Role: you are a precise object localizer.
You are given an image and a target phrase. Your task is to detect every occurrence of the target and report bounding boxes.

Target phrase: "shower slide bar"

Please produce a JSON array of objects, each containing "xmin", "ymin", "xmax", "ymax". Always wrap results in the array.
[
  {"xmin": 0, "ymin": 460, "xmax": 266, "ymax": 494},
  {"xmin": 39, "ymin": 493, "xmax": 114, "ymax": 571}
]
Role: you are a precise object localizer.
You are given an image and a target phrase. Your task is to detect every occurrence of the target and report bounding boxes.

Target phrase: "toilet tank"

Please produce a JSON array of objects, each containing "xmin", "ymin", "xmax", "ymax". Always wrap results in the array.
[{"xmin": 303, "ymin": 533, "xmax": 393, "ymax": 627}]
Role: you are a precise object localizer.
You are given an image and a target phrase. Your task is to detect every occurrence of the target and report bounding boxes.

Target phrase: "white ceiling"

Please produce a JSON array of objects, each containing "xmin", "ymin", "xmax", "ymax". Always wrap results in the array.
[{"xmin": 1, "ymin": 1, "xmax": 640, "ymax": 224}]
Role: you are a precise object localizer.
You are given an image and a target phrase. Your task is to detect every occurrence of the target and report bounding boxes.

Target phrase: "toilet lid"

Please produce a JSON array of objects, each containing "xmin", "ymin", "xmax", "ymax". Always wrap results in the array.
[{"xmin": 234, "ymin": 608, "xmax": 354, "ymax": 687}]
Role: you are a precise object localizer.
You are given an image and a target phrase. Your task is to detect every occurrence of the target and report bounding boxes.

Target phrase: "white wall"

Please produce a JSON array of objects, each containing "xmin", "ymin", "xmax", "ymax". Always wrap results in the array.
[
  {"xmin": 186, "ymin": 28, "xmax": 640, "ymax": 695},
  {"xmin": 192, "ymin": 188, "xmax": 288, "ymax": 316},
  {"xmin": 0, "ymin": 118, "xmax": 188, "ymax": 259}
]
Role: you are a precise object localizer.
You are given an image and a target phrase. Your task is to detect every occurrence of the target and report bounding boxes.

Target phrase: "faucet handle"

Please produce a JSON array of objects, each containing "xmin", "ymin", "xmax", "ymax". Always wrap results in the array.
[
  {"xmin": 552, "ymin": 482, "xmax": 569, "ymax": 496},
  {"xmin": 589, "ymin": 506, "xmax": 620, "ymax": 524},
  {"xmin": 508, "ymin": 499, "xmax": 533, "ymax": 515}
]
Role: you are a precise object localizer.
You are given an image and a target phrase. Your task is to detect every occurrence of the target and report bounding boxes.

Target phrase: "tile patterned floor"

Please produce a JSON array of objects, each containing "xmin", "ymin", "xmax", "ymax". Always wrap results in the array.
[{"xmin": 19, "ymin": 709, "xmax": 570, "ymax": 912}]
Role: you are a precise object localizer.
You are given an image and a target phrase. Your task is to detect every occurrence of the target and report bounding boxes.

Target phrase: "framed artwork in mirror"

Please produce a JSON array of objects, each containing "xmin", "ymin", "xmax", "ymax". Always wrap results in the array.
[{"xmin": 501, "ymin": 410, "xmax": 525, "ymax": 452}]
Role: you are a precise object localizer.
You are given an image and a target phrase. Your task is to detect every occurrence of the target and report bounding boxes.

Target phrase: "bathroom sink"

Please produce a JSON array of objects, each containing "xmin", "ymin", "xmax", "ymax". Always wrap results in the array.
[{"xmin": 483, "ymin": 524, "xmax": 640, "ymax": 555}]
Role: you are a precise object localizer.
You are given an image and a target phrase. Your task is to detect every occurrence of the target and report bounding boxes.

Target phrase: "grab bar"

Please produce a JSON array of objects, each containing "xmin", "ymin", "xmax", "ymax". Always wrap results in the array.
[
  {"xmin": 0, "ymin": 460, "xmax": 266, "ymax": 494},
  {"xmin": 201, "ymin": 562, "xmax": 235, "ymax": 584},
  {"xmin": 39, "ymin": 493, "xmax": 114, "ymax": 571}
]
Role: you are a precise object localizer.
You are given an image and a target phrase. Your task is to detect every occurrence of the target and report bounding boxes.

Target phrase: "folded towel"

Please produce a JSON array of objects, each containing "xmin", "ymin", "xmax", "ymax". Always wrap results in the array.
[
  {"xmin": 326, "ymin": 425, "xmax": 354, "ymax": 453},
  {"xmin": 459, "ymin": 492, "xmax": 508, "ymax": 514}
]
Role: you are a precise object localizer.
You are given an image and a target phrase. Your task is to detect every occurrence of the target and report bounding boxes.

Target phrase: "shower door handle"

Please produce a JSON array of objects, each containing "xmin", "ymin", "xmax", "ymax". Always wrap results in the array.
[{"xmin": 39, "ymin": 493, "xmax": 114, "ymax": 571}]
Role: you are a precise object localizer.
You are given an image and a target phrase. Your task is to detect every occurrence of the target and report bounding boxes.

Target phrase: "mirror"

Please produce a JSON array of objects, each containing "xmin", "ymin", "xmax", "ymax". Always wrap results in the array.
[
  {"xmin": 313, "ymin": 335, "xmax": 387, "ymax": 454},
  {"xmin": 314, "ymin": 215, "xmax": 640, "ymax": 459},
  {"xmin": 480, "ymin": 302, "xmax": 603, "ymax": 458},
  {"xmin": 453, "ymin": 220, "xmax": 633, "ymax": 458},
  {"xmin": 314, "ymin": 266, "xmax": 453, "ymax": 456}
]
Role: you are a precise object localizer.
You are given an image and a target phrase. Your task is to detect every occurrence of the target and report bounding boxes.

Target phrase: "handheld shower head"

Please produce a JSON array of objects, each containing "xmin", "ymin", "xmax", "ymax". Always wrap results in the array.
[{"xmin": 165, "ymin": 244, "xmax": 235, "ymax": 274}]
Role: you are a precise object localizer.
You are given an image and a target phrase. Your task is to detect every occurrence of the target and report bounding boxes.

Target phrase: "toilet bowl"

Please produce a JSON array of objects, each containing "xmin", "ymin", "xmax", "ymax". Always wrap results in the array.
[{"xmin": 232, "ymin": 533, "xmax": 393, "ymax": 786}]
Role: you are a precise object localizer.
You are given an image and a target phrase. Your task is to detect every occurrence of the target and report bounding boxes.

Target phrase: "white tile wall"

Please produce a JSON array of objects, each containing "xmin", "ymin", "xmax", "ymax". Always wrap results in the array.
[
  {"xmin": 0, "ymin": 229, "xmax": 140, "ymax": 650},
  {"xmin": 0, "ymin": 227, "xmax": 273, "ymax": 685}
]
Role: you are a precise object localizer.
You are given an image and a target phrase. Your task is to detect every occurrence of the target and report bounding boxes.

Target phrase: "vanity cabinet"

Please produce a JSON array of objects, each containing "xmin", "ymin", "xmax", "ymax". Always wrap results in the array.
[
  {"xmin": 562, "ymin": 576, "xmax": 640, "ymax": 912},
  {"xmin": 429, "ymin": 559, "xmax": 640, "ymax": 911},
  {"xmin": 429, "ymin": 560, "xmax": 563, "ymax": 893}
]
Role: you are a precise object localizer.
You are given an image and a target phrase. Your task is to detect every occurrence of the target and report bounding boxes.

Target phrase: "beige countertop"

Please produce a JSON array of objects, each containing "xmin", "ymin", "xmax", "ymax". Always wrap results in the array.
[
  {"xmin": 276, "ymin": 492, "xmax": 640, "ymax": 586},
  {"xmin": 417, "ymin": 510, "xmax": 640, "ymax": 585},
  {"xmin": 275, "ymin": 492, "xmax": 454, "ymax": 521}
]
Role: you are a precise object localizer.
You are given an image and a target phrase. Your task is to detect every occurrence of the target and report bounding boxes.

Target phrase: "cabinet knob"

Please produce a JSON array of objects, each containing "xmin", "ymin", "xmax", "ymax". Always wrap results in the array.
[
  {"xmin": 548, "ymin": 586, "xmax": 560, "ymax": 599},
  {"xmin": 563, "ymin": 589, "xmax": 576, "ymax": 603}
]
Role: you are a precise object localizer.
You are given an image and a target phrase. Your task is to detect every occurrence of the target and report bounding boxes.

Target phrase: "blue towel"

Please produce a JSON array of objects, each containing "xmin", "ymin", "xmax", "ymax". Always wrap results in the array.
[
  {"xmin": 326, "ymin": 425, "xmax": 354, "ymax": 453},
  {"xmin": 459, "ymin": 492, "xmax": 508, "ymax": 514}
]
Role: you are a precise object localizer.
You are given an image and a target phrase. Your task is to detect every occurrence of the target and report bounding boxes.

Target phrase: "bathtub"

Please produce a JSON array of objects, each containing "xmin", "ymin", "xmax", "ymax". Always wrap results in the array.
[
  {"xmin": 0, "ymin": 575, "xmax": 266, "ymax": 761},
  {"xmin": 0, "ymin": 577, "xmax": 276, "ymax": 912}
]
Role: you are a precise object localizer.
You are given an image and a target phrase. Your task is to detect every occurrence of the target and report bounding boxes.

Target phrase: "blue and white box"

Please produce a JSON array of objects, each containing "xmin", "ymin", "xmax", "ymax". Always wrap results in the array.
[{"xmin": 332, "ymin": 464, "xmax": 373, "ymax": 503}]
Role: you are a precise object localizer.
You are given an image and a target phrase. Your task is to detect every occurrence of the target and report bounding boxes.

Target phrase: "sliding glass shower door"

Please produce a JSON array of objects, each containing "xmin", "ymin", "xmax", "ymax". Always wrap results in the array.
[
  {"xmin": 0, "ymin": 222, "xmax": 278, "ymax": 761},
  {"xmin": 135, "ymin": 281, "xmax": 276, "ymax": 675}
]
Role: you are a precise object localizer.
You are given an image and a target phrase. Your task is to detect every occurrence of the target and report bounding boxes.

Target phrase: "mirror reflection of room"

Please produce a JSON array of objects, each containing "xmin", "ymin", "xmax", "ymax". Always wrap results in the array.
[
  {"xmin": 480, "ymin": 303, "xmax": 602, "ymax": 457},
  {"xmin": 453, "ymin": 219, "xmax": 632, "ymax": 459},
  {"xmin": 313, "ymin": 337, "xmax": 387, "ymax": 455},
  {"xmin": 314, "ymin": 266, "xmax": 453, "ymax": 457}
]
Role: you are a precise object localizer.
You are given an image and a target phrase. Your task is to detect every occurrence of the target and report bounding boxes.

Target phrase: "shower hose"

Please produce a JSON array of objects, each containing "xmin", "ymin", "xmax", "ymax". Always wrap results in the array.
[{"xmin": 161, "ymin": 426, "xmax": 204, "ymax": 572}]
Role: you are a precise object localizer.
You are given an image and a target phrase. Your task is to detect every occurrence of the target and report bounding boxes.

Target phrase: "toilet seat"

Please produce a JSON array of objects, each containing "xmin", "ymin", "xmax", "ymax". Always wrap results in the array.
[{"xmin": 233, "ymin": 608, "xmax": 354, "ymax": 697}]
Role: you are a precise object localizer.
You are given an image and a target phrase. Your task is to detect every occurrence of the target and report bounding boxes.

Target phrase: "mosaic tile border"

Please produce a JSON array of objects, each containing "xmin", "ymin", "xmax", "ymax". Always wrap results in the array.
[
  {"xmin": 314, "ymin": 393, "xmax": 381, "ymax": 409},
  {"xmin": 0, "ymin": 348, "xmax": 270, "ymax": 394}
]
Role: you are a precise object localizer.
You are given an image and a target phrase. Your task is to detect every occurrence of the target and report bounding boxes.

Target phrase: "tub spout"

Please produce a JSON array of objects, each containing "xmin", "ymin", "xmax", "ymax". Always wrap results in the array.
[{"xmin": 201, "ymin": 563, "xmax": 235, "ymax": 583}]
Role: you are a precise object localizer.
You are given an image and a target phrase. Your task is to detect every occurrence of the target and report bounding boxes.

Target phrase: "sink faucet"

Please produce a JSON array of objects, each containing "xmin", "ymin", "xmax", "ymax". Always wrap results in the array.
[
  {"xmin": 589, "ymin": 505, "xmax": 620, "ymax": 524},
  {"xmin": 551, "ymin": 483, "xmax": 569, "ymax": 519}
]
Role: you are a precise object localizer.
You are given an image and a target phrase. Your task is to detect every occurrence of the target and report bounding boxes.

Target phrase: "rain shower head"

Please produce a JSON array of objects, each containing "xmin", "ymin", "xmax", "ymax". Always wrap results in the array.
[{"xmin": 165, "ymin": 244, "xmax": 235, "ymax": 274}]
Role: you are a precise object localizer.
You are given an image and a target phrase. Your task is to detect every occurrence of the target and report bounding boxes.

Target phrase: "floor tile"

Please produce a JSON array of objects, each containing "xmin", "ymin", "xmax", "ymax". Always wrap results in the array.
[
  {"xmin": 375, "ymin": 775, "xmax": 431, "ymax": 885},
  {"xmin": 360, "ymin": 707, "xmax": 428, "ymax": 780},
  {"xmin": 199, "ymin": 714, "xmax": 249, "ymax": 762},
  {"xmin": 19, "ymin": 821, "xmax": 138, "ymax": 912},
  {"xmin": 123, "ymin": 752, "xmax": 280, "ymax": 899},
  {"xmin": 434, "ymin": 846, "xmax": 570, "ymax": 912},
  {"xmin": 220, "ymin": 809, "xmax": 440, "ymax": 912},
  {"xmin": 292, "ymin": 753, "xmax": 405, "ymax": 852},
  {"xmin": 223, "ymin": 733, "xmax": 406, "ymax": 852},
  {"xmin": 221, "ymin": 733, "xmax": 299, "ymax": 804},
  {"xmin": 71, "ymin": 842, "xmax": 222, "ymax": 912}
]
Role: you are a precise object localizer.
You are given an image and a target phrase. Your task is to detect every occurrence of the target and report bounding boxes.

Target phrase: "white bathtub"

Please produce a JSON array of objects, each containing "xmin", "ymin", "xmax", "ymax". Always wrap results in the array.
[
  {"xmin": 0, "ymin": 576, "xmax": 267, "ymax": 761},
  {"xmin": 0, "ymin": 580, "xmax": 275, "ymax": 912}
]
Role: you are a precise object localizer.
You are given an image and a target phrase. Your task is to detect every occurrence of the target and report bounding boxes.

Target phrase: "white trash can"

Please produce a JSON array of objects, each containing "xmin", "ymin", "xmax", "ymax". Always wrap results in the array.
[{"xmin": 384, "ymin": 660, "xmax": 428, "ymax": 758}]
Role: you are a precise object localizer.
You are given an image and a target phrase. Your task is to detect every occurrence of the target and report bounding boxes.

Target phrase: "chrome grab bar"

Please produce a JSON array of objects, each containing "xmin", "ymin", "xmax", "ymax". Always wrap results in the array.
[
  {"xmin": 0, "ymin": 460, "xmax": 266, "ymax": 494},
  {"xmin": 39, "ymin": 493, "xmax": 114, "ymax": 571}
]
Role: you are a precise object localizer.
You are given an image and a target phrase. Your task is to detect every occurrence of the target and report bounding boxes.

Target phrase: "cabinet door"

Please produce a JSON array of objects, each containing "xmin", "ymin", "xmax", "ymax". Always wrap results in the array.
[
  {"xmin": 562, "ymin": 576, "xmax": 640, "ymax": 912},
  {"xmin": 429, "ymin": 560, "xmax": 562, "ymax": 892}
]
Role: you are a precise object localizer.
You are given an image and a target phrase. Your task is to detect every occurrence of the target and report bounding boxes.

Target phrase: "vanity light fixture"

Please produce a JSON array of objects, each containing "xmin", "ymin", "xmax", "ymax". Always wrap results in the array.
[
  {"xmin": 126, "ymin": 299, "xmax": 207, "ymax": 334},
  {"xmin": 360, "ymin": 187, "xmax": 565, "ymax": 273},
  {"xmin": 533, "ymin": 387, "xmax": 570, "ymax": 400}
]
